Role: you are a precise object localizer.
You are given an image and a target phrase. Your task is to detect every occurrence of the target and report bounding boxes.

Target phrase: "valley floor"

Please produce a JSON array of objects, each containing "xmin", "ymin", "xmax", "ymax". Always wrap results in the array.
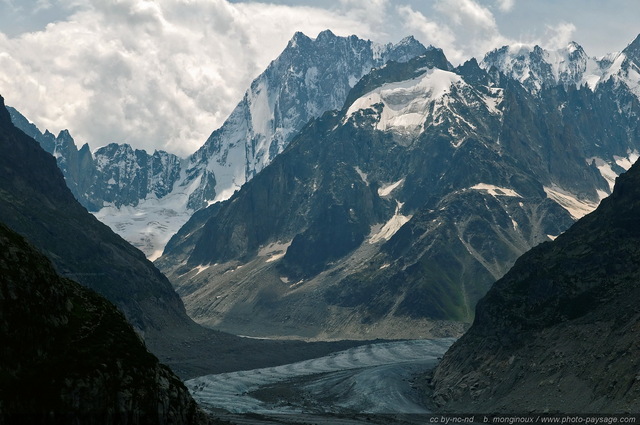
[{"xmin": 187, "ymin": 338, "xmax": 455, "ymax": 424}]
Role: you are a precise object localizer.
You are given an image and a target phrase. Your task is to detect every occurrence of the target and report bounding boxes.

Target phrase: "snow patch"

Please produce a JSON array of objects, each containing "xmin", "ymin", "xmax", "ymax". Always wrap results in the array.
[
  {"xmin": 588, "ymin": 157, "xmax": 617, "ymax": 191},
  {"xmin": 470, "ymin": 183, "xmax": 522, "ymax": 198},
  {"xmin": 378, "ymin": 179, "xmax": 404, "ymax": 197},
  {"xmin": 258, "ymin": 241, "xmax": 292, "ymax": 263},
  {"xmin": 544, "ymin": 186, "xmax": 598, "ymax": 220},
  {"xmin": 614, "ymin": 150, "xmax": 639, "ymax": 171},
  {"xmin": 249, "ymin": 80, "xmax": 275, "ymax": 137},
  {"xmin": 588, "ymin": 151, "xmax": 639, "ymax": 192},
  {"xmin": 194, "ymin": 265, "xmax": 210, "ymax": 276},
  {"xmin": 354, "ymin": 166, "xmax": 368, "ymax": 184},
  {"xmin": 370, "ymin": 202, "xmax": 411, "ymax": 243},
  {"xmin": 482, "ymin": 88, "xmax": 504, "ymax": 115}
]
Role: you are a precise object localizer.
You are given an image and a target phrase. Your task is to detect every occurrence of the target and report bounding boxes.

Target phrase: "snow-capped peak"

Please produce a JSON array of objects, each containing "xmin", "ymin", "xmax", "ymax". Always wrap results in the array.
[
  {"xmin": 482, "ymin": 41, "xmax": 604, "ymax": 92},
  {"xmin": 346, "ymin": 68, "xmax": 463, "ymax": 133},
  {"xmin": 482, "ymin": 36, "xmax": 640, "ymax": 97}
]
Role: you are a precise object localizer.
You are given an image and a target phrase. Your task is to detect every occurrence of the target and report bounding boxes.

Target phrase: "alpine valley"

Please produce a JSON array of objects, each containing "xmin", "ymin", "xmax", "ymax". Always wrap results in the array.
[{"xmin": 4, "ymin": 27, "xmax": 640, "ymax": 418}]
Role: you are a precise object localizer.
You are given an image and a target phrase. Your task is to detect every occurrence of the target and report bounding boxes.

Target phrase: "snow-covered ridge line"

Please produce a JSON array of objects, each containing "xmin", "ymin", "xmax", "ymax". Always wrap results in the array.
[
  {"xmin": 346, "ymin": 68, "xmax": 464, "ymax": 133},
  {"xmin": 482, "ymin": 37, "xmax": 640, "ymax": 98}
]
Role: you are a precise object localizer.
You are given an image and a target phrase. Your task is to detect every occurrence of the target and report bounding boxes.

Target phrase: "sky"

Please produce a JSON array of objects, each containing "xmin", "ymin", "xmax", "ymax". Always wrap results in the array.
[{"xmin": 0, "ymin": 0, "xmax": 638, "ymax": 157}]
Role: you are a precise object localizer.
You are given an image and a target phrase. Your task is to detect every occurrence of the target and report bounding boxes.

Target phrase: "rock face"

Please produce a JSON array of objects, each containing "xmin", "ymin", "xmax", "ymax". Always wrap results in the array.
[
  {"xmin": 6, "ymin": 107, "xmax": 184, "ymax": 213},
  {"xmin": 482, "ymin": 35, "xmax": 640, "ymax": 95},
  {"xmin": 429, "ymin": 159, "xmax": 640, "ymax": 413},
  {"xmin": 8, "ymin": 31, "xmax": 428, "ymax": 258},
  {"xmin": 0, "ymin": 222, "xmax": 208, "ymax": 424},
  {"xmin": 156, "ymin": 36, "xmax": 640, "ymax": 341}
]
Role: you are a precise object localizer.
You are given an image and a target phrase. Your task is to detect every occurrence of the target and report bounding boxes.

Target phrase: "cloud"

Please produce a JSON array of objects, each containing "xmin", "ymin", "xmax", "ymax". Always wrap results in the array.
[
  {"xmin": 0, "ymin": 0, "xmax": 376, "ymax": 156},
  {"xmin": 495, "ymin": 0, "xmax": 515, "ymax": 12},
  {"xmin": 543, "ymin": 22, "xmax": 577, "ymax": 50},
  {"xmin": 435, "ymin": 0, "xmax": 497, "ymax": 29},
  {"xmin": 430, "ymin": 0, "xmax": 510, "ymax": 62},
  {"xmin": 0, "ymin": 0, "xmax": 605, "ymax": 158}
]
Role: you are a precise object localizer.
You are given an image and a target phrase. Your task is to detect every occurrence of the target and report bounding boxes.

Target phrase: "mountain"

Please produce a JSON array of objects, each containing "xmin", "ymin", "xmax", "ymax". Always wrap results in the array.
[
  {"xmin": 183, "ymin": 30, "xmax": 431, "ymax": 210},
  {"xmin": 9, "ymin": 31, "xmax": 429, "ymax": 259},
  {"xmin": 0, "ymin": 94, "xmax": 213, "ymax": 377},
  {"xmin": 157, "ymin": 36, "xmax": 640, "ymax": 341},
  {"xmin": 482, "ymin": 35, "xmax": 640, "ymax": 99},
  {"xmin": 429, "ymin": 157, "xmax": 640, "ymax": 413},
  {"xmin": 0, "ymin": 95, "xmax": 378, "ymax": 380},
  {"xmin": 0, "ymin": 222, "xmax": 209, "ymax": 424},
  {"xmin": 481, "ymin": 42, "xmax": 605, "ymax": 93},
  {"xmin": 6, "ymin": 106, "xmax": 186, "ymax": 258}
]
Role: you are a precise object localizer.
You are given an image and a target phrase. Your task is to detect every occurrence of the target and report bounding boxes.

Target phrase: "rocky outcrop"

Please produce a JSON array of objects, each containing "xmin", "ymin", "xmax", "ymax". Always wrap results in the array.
[
  {"xmin": 0, "ymin": 222, "xmax": 210, "ymax": 424},
  {"xmin": 429, "ymin": 159, "xmax": 640, "ymax": 413}
]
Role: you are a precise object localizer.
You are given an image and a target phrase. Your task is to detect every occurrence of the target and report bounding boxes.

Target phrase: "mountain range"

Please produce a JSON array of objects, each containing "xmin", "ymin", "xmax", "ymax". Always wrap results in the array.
[
  {"xmin": 10, "ymin": 32, "xmax": 640, "ymax": 343},
  {"xmin": 9, "ymin": 30, "xmax": 428, "ymax": 260},
  {"xmin": 4, "ymin": 28, "xmax": 640, "ymax": 416},
  {"xmin": 155, "ymin": 34, "xmax": 640, "ymax": 340}
]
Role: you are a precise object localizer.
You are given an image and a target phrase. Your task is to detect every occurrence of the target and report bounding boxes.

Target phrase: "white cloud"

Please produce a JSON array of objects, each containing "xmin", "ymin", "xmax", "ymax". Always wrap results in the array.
[
  {"xmin": 435, "ymin": 0, "xmax": 496, "ymax": 29},
  {"xmin": 543, "ymin": 22, "xmax": 577, "ymax": 50},
  {"xmin": 495, "ymin": 0, "xmax": 515, "ymax": 12},
  {"xmin": 431, "ymin": 0, "xmax": 510, "ymax": 63},
  {"xmin": 0, "ymin": 0, "xmax": 624, "ymax": 158},
  {"xmin": 0, "ymin": 0, "xmax": 377, "ymax": 156}
]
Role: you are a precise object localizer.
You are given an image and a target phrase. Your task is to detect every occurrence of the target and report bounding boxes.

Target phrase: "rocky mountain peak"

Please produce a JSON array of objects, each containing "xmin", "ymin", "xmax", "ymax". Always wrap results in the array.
[
  {"xmin": 183, "ymin": 30, "xmax": 428, "ymax": 211},
  {"xmin": 57, "ymin": 128, "xmax": 72, "ymax": 139},
  {"xmin": 288, "ymin": 30, "xmax": 312, "ymax": 48},
  {"xmin": 316, "ymin": 28, "xmax": 337, "ymax": 42},
  {"xmin": 0, "ymin": 95, "xmax": 9, "ymax": 122},
  {"xmin": 481, "ymin": 41, "xmax": 595, "ymax": 93},
  {"xmin": 622, "ymin": 33, "xmax": 640, "ymax": 63}
]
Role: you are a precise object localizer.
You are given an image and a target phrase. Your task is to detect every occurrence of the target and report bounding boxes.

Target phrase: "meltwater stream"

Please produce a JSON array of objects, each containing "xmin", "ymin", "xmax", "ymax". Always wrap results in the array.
[{"xmin": 187, "ymin": 338, "xmax": 455, "ymax": 416}]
